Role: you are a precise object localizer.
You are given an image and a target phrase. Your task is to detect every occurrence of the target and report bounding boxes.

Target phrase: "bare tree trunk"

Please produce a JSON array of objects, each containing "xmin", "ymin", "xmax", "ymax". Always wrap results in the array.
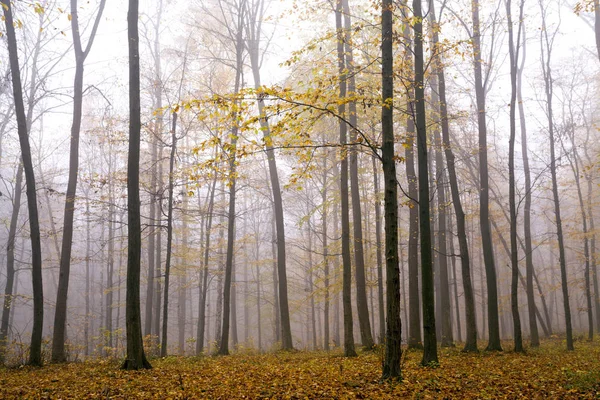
[
  {"xmin": 197, "ymin": 171, "xmax": 217, "ymax": 355},
  {"xmin": 160, "ymin": 113, "xmax": 178, "ymax": 357},
  {"xmin": 373, "ymin": 156, "xmax": 385, "ymax": 344},
  {"xmin": 122, "ymin": 0, "xmax": 151, "ymax": 370},
  {"xmin": 471, "ymin": 0, "xmax": 502, "ymax": 351},
  {"xmin": 381, "ymin": 0, "xmax": 402, "ymax": 380},
  {"xmin": 403, "ymin": 3, "xmax": 422, "ymax": 350},
  {"xmin": 244, "ymin": 0, "xmax": 293, "ymax": 351},
  {"xmin": 0, "ymin": 164, "xmax": 23, "ymax": 364},
  {"xmin": 427, "ymin": 10, "xmax": 453, "ymax": 346},
  {"xmin": 413, "ymin": 0, "xmax": 437, "ymax": 366},
  {"xmin": 341, "ymin": 0, "xmax": 374, "ymax": 349},
  {"xmin": 334, "ymin": 0, "xmax": 356, "ymax": 358},
  {"xmin": 52, "ymin": 0, "xmax": 106, "ymax": 363},
  {"xmin": 539, "ymin": 0, "xmax": 573, "ymax": 351},
  {"xmin": 322, "ymin": 152, "xmax": 330, "ymax": 350},
  {"xmin": 506, "ymin": 0, "xmax": 524, "ymax": 353},
  {"xmin": 145, "ymin": 0, "xmax": 164, "ymax": 340},
  {"xmin": 518, "ymin": 26, "xmax": 540, "ymax": 347},
  {"xmin": 84, "ymin": 193, "xmax": 91, "ymax": 356},
  {"xmin": 218, "ymin": 6, "xmax": 245, "ymax": 354},
  {"xmin": 2, "ymin": 0, "xmax": 44, "ymax": 367}
]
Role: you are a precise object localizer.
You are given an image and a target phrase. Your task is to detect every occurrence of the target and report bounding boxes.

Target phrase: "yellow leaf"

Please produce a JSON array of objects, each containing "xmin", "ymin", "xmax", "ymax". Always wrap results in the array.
[{"xmin": 68, "ymin": 13, "xmax": 72, "ymax": 21}]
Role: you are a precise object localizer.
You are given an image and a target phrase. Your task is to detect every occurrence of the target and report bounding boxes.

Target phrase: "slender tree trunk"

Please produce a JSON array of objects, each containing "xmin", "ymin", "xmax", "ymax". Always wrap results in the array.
[
  {"xmin": 539, "ymin": 0, "xmax": 573, "ymax": 351},
  {"xmin": 2, "ymin": 0, "xmax": 44, "ymax": 367},
  {"xmin": 0, "ymin": 164, "xmax": 23, "ymax": 364},
  {"xmin": 341, "ymin": 0, "xmax": 374, "ymax": 349},
  {"xmin": 334, "ymin": 0, "xmax": 356, "ymax": 358},
  {"xmin": 413, "ymin": 0, "xmax": 437, "ymax": 366},
  {"xmin": 373, "ymin": 156, "xmax": 385, "ymax": 343},
  {"xmin": 84, "ymin": 193, "xmax": 91, "ymax": 356},
  {"xmin": 471, "ymin": 0, "xmax": 502, "ymax": 351},
  {"xmin": 197, "ymin": 171, "xmax": 217, "ymax": 355},
  {"xmin": 518, "ymin": 26, "xmax": 540, "ymax": 348},
  {"xmin": 160, "ymin": 113, "xmax": 178, "ymax": 357},
  {"xmin": 381, "ymin": 0, "xmax": 402, "ymax": 380},
  {"xmin": 52, "ymin": 0, "xmax": 106, "ymax": 363},
  {"xmin": 218, "ymin": 11, "xmax": 245, "ymax": 354},
  {"xmin": 428, "ymin": 16, "xmax": 453, "ymax": 346},
  {"xmin": 122, "ymin": 0, "xmax": 151, "ymax": 370},
  {"xmin": 322, "ymin": 152, "xmax": 330, "ymax": 350},
  {"xmin": 403, "ymin": 5, "xmax": 422, "ymax": 350},
  {"xmin": 506, "ymin": 0, "xmax": 524, "ymax": 353}
]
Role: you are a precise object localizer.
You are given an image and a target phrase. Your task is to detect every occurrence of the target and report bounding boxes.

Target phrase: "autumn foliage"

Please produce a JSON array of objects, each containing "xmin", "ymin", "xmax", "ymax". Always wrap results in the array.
[{"xmin": 1, "ymin": 339, "xmax": 599, "ymax": 399}]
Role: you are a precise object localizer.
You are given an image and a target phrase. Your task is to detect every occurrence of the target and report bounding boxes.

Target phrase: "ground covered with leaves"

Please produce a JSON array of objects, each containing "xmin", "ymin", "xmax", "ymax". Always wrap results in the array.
[{"xmin": 1, "ymin": 338, "xmax": 599, "ymax": 399}]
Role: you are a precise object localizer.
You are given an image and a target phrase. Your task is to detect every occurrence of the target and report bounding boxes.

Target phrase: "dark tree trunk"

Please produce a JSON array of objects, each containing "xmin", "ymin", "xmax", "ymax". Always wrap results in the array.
[
  {"xmin": 471, "ymin": 0, "xmax": 502, "ymax": 351},
  {"xmin": 413, "ymin": 0, "xmax": 437, "ymax": 366},
  {"xmin": 2, "ymin": 0, "xmax": 44, "ymax": 367},
  {"xmin": 381, "ymin": 0, "xmax": 402, "ymax": 380},
  {"xmin": 342, "ymin": 0, "xmax": 374, "ymax": 349},
  {"xmin": 506, "ymin": 0, "xmax": 524, "ymax": 353},
  {"xmin": 122, "ymin": 0, "xmax": 151, "ymax": 370}
]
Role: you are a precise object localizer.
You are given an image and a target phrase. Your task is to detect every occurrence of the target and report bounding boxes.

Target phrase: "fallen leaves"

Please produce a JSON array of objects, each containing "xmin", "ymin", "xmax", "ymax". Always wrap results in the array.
[{"xmin": 0, "ymin": 338, "xmax": 598, "ymax": 399}]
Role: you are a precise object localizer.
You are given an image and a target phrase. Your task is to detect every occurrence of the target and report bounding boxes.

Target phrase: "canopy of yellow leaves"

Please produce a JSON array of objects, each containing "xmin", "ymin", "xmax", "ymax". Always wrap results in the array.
[{"xmin": 0, "ymin": 339, "xmax": 598, "ymax": 399}]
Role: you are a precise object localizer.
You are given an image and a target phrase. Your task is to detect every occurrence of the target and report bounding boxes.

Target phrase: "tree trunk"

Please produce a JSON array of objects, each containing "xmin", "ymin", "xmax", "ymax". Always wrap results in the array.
[
  {"xmin": 2, "ymin": 0, "xmax": 44, "ymax": 367},
  {"xmin": 52, "ymin": 0, "xmax": 106, "ymax": 363},
  {"xmin": 334, "ymin": 0, "xmax": 356, "ymax": 358},
  {"xmin": 518, "ymin": 25, "xmax": 540, "ymax": 347},
  {"xmin": 413, "ymin": 0, "xmax": 437, "ymax": 366},
  {"xmin": 506, "ymin": 0, "xmax": 524, "ymax": 353},
  {"xmin": 342, "ymin": 0, "xmax": 374, "ymax": 349},
  {"xmin": 218, "ymin": 12, "xmax": 245, "ymax": 354},
  {"xmin": 0, "ymin": 164, "xmax": 23, "ymax": 364},
  {"xmin": 471, "ymin": 0, "xmax": 502, "ymax": 351},
  {"xmin": 322, "ymin": 152, "xmax": 330, "ymax": 350},
  {"xmin": 373, "ymin": 156, "xmax": 385, "ymax": 343},
  {"xmin": 160, "ymin": 113, "xmax": 178, "ymax": 357},
  {"xmin": 381, "ymin": 0, "xmax": 402, "ymax": 380},
  {"xmin": 539, "ymin": 0, "xmax": 573, "ymax": 351},
  {"xmin": 403, "ymin": 5, "xmax": 422, "ymax": 350},
  {"xmin": 122, "ymin": 0, "xmax": 151, "ymax": 370},
  {"xmin": 145, "ymin": 0, "xmax": 164, "ymax": 339},
  {"xmin": 197, "ymin": 171, "xmax": 217, "ymax": 355}
]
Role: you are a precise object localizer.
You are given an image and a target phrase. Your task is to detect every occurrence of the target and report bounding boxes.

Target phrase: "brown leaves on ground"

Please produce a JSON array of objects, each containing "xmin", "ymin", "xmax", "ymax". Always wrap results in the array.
[{"xmin": 0, "ymin": 339, "xmax": 598, "ymax": 399}]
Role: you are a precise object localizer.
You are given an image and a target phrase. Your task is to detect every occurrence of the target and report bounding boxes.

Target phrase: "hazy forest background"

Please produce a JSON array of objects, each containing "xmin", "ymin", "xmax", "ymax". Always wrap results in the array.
[{"xmin": 1, "ymin": 0, "xmax": 600, "ymax": 397}]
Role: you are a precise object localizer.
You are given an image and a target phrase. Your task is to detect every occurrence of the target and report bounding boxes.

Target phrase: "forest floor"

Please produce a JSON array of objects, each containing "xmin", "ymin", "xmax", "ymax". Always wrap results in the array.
[{"xmin": 0, "ymin": 337, "xmax": 599, "ymax": 399}]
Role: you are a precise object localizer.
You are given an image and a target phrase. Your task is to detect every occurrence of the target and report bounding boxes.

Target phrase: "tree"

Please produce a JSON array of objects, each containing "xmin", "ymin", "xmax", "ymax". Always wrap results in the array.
[
  {"xmin": 506, "ymin": 0, "xmax": 524, "ymax": 353},
  {"xmin": 413, "ymin": 0, "xmax": 437, "ymax": 366},
  {"xmin": 430, "ymin": 1, "xmax": 478, "ymax": 352},
  {"xmin": 471, "ymin": 0, "xmax": 502, "ymax": 351},
  {"xmin": 342, "ymin": 0, "xmax": 374, "ymax": 350},
  {"xmin": 381, "ymin": 0, "xmax": 402, "ymax": 380},
  {"xmin": 123, "ymin": 0, "xmax": 152, "ymax": 370},
  {"xmin": 334, "ymin": 0, "xmax": 356, "ymax": 358},
  {"xmin": 1, "ymin": 0, "xmax": 45, "ymax": 367},
  {"xmin": 244, "ymin": 0, "xmax": 293, "ymax": 350},
  {"xmin": 539, "ymin": 0, "xmax": 574, "ymax": 351}
]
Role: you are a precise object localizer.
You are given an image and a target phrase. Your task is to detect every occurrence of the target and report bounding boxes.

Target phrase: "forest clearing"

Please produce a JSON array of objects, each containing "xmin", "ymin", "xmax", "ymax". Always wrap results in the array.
[{"xmin": 1, "ymin": 339, "xmax": 599, "ymax": 399}]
